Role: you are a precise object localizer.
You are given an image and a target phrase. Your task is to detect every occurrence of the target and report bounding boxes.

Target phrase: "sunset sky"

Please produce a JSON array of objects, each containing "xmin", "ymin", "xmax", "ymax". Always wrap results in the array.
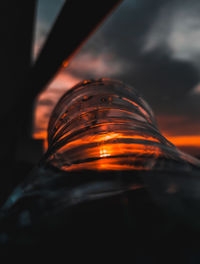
[{"xmin": 33, "ymin": 0, "xmax": 200, "ymax": 156}]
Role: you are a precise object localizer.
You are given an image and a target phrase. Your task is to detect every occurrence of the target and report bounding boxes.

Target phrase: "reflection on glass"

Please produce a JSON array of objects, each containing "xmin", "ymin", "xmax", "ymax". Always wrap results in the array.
[
  {"xmin": 43, "ymin": 78, "xmax": 200, "ymax": 172},
  {"xmin": 1, "ymin": 79, "xmax": 200, "ymax": 247}
]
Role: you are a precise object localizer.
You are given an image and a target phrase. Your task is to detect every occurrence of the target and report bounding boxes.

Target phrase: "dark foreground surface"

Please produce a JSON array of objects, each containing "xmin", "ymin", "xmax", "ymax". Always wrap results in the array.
[{"xmin": 0, "ymin": 168, "xmax": 200, "ymax": 262}]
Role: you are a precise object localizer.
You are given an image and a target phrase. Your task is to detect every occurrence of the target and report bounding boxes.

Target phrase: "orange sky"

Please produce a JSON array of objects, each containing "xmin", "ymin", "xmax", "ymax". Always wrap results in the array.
[
  {"xmin": 33, "ymin": 0, "xmax": 200, "ymax": 158},
  {"xmin": 33, "ymin": 127, "xmax": 200, "ymax": 156}
]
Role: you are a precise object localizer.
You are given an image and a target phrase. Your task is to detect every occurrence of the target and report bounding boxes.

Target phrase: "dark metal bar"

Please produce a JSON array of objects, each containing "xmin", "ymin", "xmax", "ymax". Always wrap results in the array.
[
  {"xmin": 0, "ymin": 1, "xmax": 37, "ymax": 203},
  {"xmin": 30, "ymin": 0, "xmax": 123, "ymax": 99},
  {"xmin": 9, "ymin": 0, "xmax": 122, "ymax": 168},
  {"xmin": 0, "ymin": 1, "xmax": 37, "ymax": 158}
]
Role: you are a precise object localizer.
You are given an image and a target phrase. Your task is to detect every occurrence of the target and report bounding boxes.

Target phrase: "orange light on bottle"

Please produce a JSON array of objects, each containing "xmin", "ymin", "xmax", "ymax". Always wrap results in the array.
[
  {"xmin": 43, "ymin": 78, "xmax": 200, "ymax": 172},
  {"xmin": 3, "ymin": 79, "xmax": 200, "ymax": 234}
]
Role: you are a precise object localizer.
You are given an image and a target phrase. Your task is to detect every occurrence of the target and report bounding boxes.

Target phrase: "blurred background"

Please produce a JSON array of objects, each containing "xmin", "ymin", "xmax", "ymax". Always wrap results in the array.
[
  {"xmin": 33, "ymin": 0, "xmax": 200, "ymax": 157},
  {"xmin": 1, "ymin": 0, "xmax": 200, "ymax": 205}
]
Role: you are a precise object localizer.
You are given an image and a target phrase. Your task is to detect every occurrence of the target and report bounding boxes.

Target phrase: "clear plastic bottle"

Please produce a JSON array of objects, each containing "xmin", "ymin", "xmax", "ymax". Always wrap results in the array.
[
  {"xmin": 39, "ymin": 78, "xmax": 200, "ymax": 229},
  {"xmin": 1, "ymin": 79, "xmax": 200, "ymax": 249},
  {"xmin": 44, "ymin": 78, "xmax": 200, "ymax": 172}
]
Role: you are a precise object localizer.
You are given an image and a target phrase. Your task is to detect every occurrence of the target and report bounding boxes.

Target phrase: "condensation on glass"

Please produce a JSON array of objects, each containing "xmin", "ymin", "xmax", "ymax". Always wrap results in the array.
[{"xmin": 43, "ymin": 78, "xmax": 200, "ymax": 172}]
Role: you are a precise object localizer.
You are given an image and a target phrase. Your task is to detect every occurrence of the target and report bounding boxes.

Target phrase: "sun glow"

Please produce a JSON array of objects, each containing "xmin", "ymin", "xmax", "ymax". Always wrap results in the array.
[{"xmin": 100, "ymin": 147, "xmax": 111, "ymax": 158}]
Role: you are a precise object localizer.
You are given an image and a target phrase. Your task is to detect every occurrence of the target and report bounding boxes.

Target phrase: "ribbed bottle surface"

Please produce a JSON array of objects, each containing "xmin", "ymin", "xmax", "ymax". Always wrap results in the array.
[{"xmin": 44, "ymin": 78, "xmax": 200, "ymax": 171}]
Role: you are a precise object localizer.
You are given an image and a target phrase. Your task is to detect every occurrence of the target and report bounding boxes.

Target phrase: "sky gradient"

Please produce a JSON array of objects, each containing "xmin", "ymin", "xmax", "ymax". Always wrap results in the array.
[{"xmin": 33, "ymin": 0, "xmax": 200, "ymax": 156}]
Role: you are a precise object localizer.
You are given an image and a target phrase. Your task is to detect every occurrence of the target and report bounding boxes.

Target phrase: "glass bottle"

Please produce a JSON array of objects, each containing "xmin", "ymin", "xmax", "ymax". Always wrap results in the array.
[
  {"xmin": 1, "ymin": 79, "xmax": 200, "ymax": 251},
  {"xmin": 44, "ymin": 78, "xmax": 200, "ymax": 172}
]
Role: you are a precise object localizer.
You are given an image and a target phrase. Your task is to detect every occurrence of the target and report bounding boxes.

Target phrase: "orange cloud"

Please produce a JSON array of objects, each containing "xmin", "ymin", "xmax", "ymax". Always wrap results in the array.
[
  {"xmin": 47, "ymin": 71, "xmax": 81, "ymax": 91},
  {"xmin": 33, "ymin": 70, "xmax": 81, "ymax": 140},
  {"xmin": 68, "ymin": 52, "xmax": 124, "ymax": 77}
]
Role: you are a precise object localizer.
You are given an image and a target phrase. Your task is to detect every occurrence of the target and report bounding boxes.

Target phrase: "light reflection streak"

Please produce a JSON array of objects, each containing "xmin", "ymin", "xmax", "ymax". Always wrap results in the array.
[{"xmin": 49, "ymin": 141, "xmax": 162, "ymax": 171}]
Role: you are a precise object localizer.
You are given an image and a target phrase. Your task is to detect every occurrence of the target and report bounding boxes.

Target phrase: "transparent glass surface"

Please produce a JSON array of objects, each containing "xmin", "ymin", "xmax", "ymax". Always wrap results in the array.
[
  {"xmin": 44, "ymin": 78, "xmax": 200, "ymax": 172},
  {"xmin": 1, "ymin": 79, "xmax": 200, "ymax": 250}
]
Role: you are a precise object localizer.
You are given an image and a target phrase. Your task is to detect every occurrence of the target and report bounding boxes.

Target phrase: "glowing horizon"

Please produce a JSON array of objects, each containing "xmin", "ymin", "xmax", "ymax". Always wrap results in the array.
[{"xmin": 33, "ymin": 123, "xmax": 200, "ymax": 156}]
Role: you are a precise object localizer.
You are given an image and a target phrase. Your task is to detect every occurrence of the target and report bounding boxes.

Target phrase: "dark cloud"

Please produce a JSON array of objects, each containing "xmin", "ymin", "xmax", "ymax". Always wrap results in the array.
[
  {"xmin": 118, "ymin": 47, "xmax": 199, "ymax": 113},
  {"xmin": 68, "ymin": 0, "xmax": 200, "ymax": 118},
  {"xmin": 98, "ymin": 0, "xmax": 169, "ymax": 58}
]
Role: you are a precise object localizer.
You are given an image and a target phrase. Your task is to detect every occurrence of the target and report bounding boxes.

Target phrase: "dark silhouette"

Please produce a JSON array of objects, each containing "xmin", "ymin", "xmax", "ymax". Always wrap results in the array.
[{"xmin": 0, "ymin": 0, "xmax": 122, "ymax": 204}]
